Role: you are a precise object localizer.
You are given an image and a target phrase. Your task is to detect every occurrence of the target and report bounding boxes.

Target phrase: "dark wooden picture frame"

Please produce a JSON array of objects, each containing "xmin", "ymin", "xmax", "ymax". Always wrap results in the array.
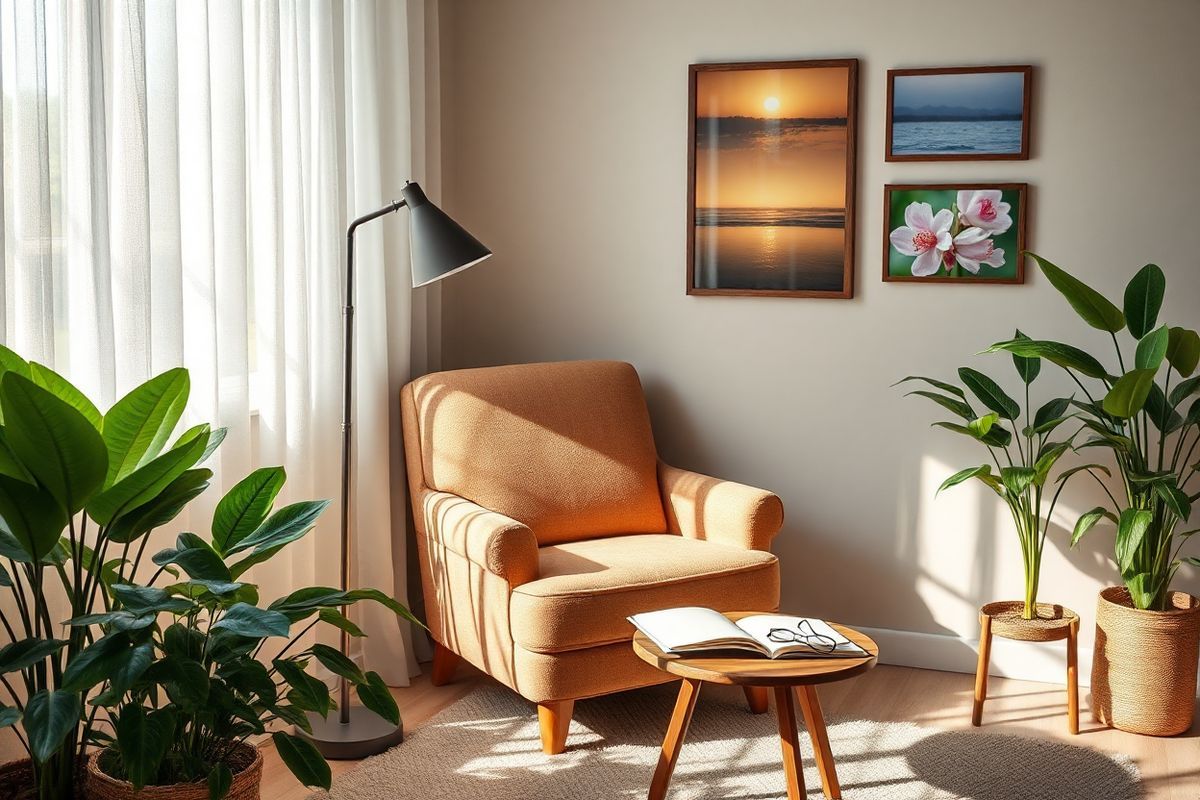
[
  {"xmin": 886, "ymin": 65, "xmax": 1032, "ymax": 162},
  {"xmin": 687, "ymin": 59, "xmax": 858, "ymax": 298},
  {"xmin": 882, "ymin": 183, "xmax": 1028, "ymax": 285}
]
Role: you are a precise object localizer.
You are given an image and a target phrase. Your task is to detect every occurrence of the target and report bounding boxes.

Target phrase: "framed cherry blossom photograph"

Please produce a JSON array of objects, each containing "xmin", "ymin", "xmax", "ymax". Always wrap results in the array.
[{"xmin": 882, "ymin": 183, "xmax": 1027, "ymax": 284}]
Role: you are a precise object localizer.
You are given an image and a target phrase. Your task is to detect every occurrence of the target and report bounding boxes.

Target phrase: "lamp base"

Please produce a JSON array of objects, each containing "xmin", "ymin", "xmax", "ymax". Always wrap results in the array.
[{"xmin": 297, "ymin": 705, "xmax": 404, "ymax": 760}]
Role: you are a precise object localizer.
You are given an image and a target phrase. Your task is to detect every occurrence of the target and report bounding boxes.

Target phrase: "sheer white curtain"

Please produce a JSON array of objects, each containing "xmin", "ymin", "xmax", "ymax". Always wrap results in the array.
[{"xmin": 0, "ymin": 0, "xmax": 422, "ymax": 685}]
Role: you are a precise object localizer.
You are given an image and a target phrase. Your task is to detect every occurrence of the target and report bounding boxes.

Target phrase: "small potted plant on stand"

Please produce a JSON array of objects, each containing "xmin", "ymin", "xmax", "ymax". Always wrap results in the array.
[
  {"xmin": 989, "ymin": 257, "xmax": 1200, "ymax": 736},
  {"xmin": 899, "ymin": 334, "xmax": 1101, "ymax": 734}
]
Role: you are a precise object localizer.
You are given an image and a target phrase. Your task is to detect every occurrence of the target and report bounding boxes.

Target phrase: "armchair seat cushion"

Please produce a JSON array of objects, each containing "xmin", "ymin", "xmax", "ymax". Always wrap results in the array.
[{"xmin": 510, "ymin": 534, "xmax": 779, "ymax": 654}]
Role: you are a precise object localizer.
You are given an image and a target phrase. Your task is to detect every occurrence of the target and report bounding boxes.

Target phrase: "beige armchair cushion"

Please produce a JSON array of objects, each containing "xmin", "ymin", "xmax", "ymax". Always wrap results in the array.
[
  {"xmin": 510, "ymin": 533, "xmax": 779, "ymax": 654},
  {"xmin": 404, "ymin": 361, "xmax": 667, "ymax": 545}
]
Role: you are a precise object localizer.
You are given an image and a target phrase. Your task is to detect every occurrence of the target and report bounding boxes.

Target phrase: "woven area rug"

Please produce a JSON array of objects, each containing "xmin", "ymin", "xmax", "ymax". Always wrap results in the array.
[{"xmin": 310, "ymin": 683, "xmax": 1140, "ymax": 800}]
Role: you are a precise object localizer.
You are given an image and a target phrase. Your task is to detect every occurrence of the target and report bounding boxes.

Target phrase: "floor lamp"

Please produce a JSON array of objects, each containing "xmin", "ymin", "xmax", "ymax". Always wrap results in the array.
[{"xmin": 302, "ymin": 181, "xmax": 491, "ymax": 759}]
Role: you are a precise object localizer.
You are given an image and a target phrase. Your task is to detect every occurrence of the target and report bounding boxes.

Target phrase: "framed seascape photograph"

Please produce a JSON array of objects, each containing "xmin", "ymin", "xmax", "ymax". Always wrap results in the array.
[
  {"xmin": 883, "ymin": 183, "xmax": 1027, "ymax": 284},
  {"xmin": 687, "ymin": 59, "xmax": 858, "ymax": 298},
  {"xmin": 886, "ymin": 66, "xmax": 1032, "ymax": 161}
]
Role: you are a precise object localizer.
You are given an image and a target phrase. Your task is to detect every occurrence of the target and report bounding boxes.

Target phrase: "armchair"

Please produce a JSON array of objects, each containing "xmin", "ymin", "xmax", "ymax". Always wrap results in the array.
[{"xmin": 400, "ymin": 360, "xmax": 783, "ymax": 753}]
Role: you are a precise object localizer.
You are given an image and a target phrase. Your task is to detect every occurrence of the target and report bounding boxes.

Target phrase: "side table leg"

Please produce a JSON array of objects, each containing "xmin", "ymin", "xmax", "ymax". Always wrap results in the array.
[
  {"xmin": 648, "ymin": 678, "xmax": 701, "ymax": 800},
  {"xmin": 796, "ymin": 686, "xmax": 840, "ymax": 799},
  {"xmin": 774, "ymin": 686, "xmax": 807, "ymax": 800},
  {"xmin": 744, "ymin": 686, "xmax": 770, "ymax": 714},
  {"xmin": 1067, "ymin": 617, "xmax": 1079, "ymax": 735},
  {"xmin": 972, "ymin": 612, "xmax": 993, "ymax": 727}
]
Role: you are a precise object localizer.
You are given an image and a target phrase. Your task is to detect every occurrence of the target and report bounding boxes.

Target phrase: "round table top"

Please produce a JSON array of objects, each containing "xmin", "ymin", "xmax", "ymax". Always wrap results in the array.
[{"xmin": 632, "ymin": 611, "xmax": 879, "ymax": 687}]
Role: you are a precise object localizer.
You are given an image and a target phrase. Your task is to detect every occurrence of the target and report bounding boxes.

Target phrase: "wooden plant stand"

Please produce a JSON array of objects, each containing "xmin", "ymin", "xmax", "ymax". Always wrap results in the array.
[{"xmin": 972, "ymin": 601, "xmax": 1079, "ymax": 734}]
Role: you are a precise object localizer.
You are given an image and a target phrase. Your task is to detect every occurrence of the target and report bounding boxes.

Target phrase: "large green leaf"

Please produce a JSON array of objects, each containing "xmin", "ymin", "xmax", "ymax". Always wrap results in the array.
[
  {"xmin": 1123, "ymin": 263, "xmax": 1166, "ymax": 339},
  {"xmin": 1, "ymin": 373, "xmax": 108, "ymax": 513},
  {"xmin": 273, "ymin": 659, "xmax": 331, "ymax": 716},
  {"xmin": 1170, "ymin": 375, "xmax": 1200, "ymax": 408},
  {"xmin": 1071, "ymin": 507, "xmax": 1117, "ymax": 547},
  {"xmin": 1124, "ymin": 572, "xmax": 1156, "ymax": 610},
  {"xmin": 1033, "ymin": 397, "xmax": 1072, "ymax": 430},
  {"xmin": 208, "ymin": 763, "xmax": 232, "ymax": 800},
  {"xmin": 61, "ymin": 633, "xmax": 132, "ymax": 692},
  {"xmin": 102, "ymin": 368, "xmax": 190, "ymax": 486},
  {"xmin": 318, "ymin": 609, "xmax": 365, "ymax": 638},
  {"xmin": 0, "ymin": 427, "xmax": 33, "ymax": 484},
  {"xmin": 1115, "ymin": 508, "xmax": 1154, "ymax": 575},
  {"xmin": 932, "ymin": 420, "xmax": 1013, "ymax": 448},
  {"xmin": 0, "ymin": 638, "xmax": 67, "ymax": 673},
  {"xmin": 102, "ymin": 641, "xmax": 155, "ymax": 699},
  {"xmin": 152, "ymin": 532, "xmax": 232, "ymax": 582},
  {"xmin": 1033, "ymin": 442, "xmax": 1071, "ymax": 485},
  {"xmin": 342, "ymin": 588, "xmax": 423, "ymax": 628},
  {"xmin": 1167, "ymin": 327, "xmax": 1200, "ymax": 377},
  {"xmin": 1000, "ymin": 466, "xmax": 1037, "ymax": 497},
  {"xmin": 958, "ymin": 368, "xmax": 1019, "ymax": 420},
  {"xmin": 1147, "ymin": 383, "xmax": 1185, "ymax": 434},
  {"xmin": 108, "ymin": 468, "xmax": 212, "ymax": 544},
  {"xmin": 1134, "ymin": 325, "xmax": 1169, "ymax": 371},
  {"xmin": 1102, "ymin": 369, "xmax": 1157, "ymax": 418},
  {"xmin": 937, "ymin": 465, "xmax": 998, "ymax": 497},
  {"xmin": 0, "ymin": 346, "xmax": 31, "ymax": 381},
  {"xmin": 143, "ymin": 657, "xmax": 211, "ymax": 712},
  {"xmin": 893, "ymin": 375, "xmax": 966, "ymax": 398},
  {"xmin": 212, "ymin": 603, "xmax": 291, "ymax": 639},
  {"xmin": 112, "ymin": 584, "xmax": 195, "ymax": 615},
  {"xmin": 0, "ymin": 706, "xmax": 19, "ymax": 729},
  {"xmin": 114, "ymin": 705, "xmax": 175, "ymax": 789},
  {"xmin": 226, "ymin": 500, "xmax": 330, "ymax": 557},
  {"xmin": 985, "ymin": 339, "xmax": 1107, "ymax": 380},
  {"xmin": 356, "ymin": 671, "xmax": 400, "ymax": 726},
  {"xmin": 310, "ymin": 643, "xmax": 366, "ymax": 684},
  {"xmin": 271, "ymin": 731, "xmax": 331, "ymax": 789},
  {"xmin": 88, "ymin": 425, "xmax": 211, "ymax": 525},
  {"xmin": 1031, "ymin": 253, "xmax": 1125, "ymax": 333},
  {"xmin": 64, "ymin": 610, "xmax": 155, "ymax": 633},
  {"xmin": 0, "ymin": 474, "xmax": 69, "ymax": 562},
  {"xmin": 905, "ymin": 390, "xmax": 974, "ymax": 421},
  {"xmin": 24, "ymin": 690, "xmax": 80, "ymax": 763},
  {"xmin": 1153, "ymin": 481, "xmax": 1192, "ymax": 521},
  {"xmin": 29, "ymin": 363, "xmax": 102, "ymax": 430},
  {"xmin": 1011, "ymin": 330, "xmax": 1040, "ymax": 384},
  {"xmin": 212, "ymin": 467, "xmax": 285, "ymax": 556}
]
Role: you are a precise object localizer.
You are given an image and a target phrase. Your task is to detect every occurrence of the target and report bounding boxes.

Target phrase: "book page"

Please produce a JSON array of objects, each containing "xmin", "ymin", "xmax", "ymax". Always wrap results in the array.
[
  {"xmin": 628, "ymin": 607, "xmax": 755, "ymax": 653},
  {"xmin": 735, "ymin": 614, "xmax": 867, "ymax": 658}
]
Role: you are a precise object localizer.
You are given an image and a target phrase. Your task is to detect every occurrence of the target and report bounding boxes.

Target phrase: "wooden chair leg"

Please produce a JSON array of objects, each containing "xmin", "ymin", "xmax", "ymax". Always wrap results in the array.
[
  {"xmin": 971, "ymin": 612, "xmax": 992, "ymax": 727},
  {"xmin": 430, "ymin": 641, "xmax": 461, "ymax": 687},
  {"xmin": 796, "ymin": 686, "xmax": 840, "ymax": 799},
  {"xmin": 774, "ymin": 686, "xmax": 807, "ymax": 800},
  {"xmin": 649, "ymin": 679, "xmax": 702, "ymax": 800},
  {"xmin": 1067, "ymin": 617, "xmax": 1079, "ymax": 735},
  {"xmin": 538, "ymin": 699, "xmax": 574, "ymax": 755},
  {"xmin": 743, "ymin": 686, "xmax": 769, "ymax": 714}
]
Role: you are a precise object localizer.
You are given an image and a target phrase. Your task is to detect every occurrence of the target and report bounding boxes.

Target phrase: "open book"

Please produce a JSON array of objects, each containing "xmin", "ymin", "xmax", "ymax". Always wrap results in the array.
[{"xmin": 629, "ymin": 607, "xmax": 868, "ymax": 660}]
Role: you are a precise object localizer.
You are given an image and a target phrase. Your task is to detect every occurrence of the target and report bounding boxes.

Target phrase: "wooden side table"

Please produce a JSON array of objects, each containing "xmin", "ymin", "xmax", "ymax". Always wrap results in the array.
[
  {"xmin": 972, "ymin": 601, "xmax": 1080, "ymax": 734},
  {"xmin": 633, "ymin": 612, "xmax": 878, "ymax": 800}
]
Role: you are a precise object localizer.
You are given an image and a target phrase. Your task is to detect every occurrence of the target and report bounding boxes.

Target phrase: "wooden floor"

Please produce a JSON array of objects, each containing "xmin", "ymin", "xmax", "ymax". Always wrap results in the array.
[{"xmin": 261, "ymin": 662, "xmax": 1198, "ymax": 799}]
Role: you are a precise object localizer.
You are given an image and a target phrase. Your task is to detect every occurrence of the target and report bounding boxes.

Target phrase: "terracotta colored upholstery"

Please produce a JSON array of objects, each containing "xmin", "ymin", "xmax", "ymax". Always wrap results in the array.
[{"xmin": 400, "ymin": 360, "xmax": 784, "ymax": 711}]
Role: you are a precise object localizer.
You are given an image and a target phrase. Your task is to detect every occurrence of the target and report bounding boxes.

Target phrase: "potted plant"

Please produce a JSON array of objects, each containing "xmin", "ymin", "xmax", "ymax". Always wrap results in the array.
[
  {"xmin": 988, "ymin": 256, "xmax": 1200, "ymax": 735},
  {"xmin": 0, "ymin": 349, "xmax": 416, "ymax": 798},
  {"xmin": 899, "ymin": 335, "xmax": 1098, "ymax": 621},
  {"xmin": 900, "ymin": 341, "xmax": 1102, "ymax": 732}
]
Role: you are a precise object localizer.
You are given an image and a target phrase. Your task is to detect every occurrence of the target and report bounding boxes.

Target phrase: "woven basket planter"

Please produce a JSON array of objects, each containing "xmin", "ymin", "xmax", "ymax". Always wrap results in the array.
[
  {"xmin": 86, "ymin": 742, "xmax": 262, "ymax": 800},
  {"xmin": 0, "ymin": 757, "xmax": 88, "ymax": 800},
  {"xmin": 1091, "ymin": 586, "xmax": 1200, "ymax": 736}
]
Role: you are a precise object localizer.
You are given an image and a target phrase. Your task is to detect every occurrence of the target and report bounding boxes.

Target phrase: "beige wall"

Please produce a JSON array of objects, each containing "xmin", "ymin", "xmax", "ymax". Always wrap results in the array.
[{"xmin": 437, "ymin": 0, "xmax": 1200, "ymax": 680}]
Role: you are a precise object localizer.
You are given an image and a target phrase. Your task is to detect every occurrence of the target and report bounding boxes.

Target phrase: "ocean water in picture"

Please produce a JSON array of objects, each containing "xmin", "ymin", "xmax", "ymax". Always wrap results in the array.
[
  {"xmin": 892, "ymin": 119, "xmax": 1022, "ymax": 155},
  {"xmin": 694, "ymin": 209, "xmax": 845, "ymax": 291}
]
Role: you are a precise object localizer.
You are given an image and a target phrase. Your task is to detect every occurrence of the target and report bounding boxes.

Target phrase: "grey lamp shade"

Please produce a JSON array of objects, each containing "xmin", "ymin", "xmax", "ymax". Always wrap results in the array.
[{"xmin": 401, "ymin": 182, "xmax": 492, "ymax": 288}]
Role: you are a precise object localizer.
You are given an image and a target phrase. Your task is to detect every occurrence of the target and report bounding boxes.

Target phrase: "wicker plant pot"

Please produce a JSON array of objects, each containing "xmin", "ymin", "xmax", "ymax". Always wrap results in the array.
[
  {"xmin": 86, "ymin": 742, "xmax": 263, "ymax": 800},
  {"xmin": 1092, "ymin": 586, "xmax": 1200, "ymax": 736},
  {"xmin": 0, "ymin": 757, "xmax": 87, "ymax": 800}
]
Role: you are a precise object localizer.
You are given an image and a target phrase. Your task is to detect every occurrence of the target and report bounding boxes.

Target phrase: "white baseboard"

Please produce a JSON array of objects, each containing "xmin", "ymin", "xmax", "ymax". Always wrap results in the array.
[{"xmin": 857, "ymin": 625, "xmax": 1094, "ymax": 688}]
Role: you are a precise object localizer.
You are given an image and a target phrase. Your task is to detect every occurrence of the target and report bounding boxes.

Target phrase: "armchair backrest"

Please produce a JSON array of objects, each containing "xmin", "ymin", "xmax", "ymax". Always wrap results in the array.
[{"xmin": 400, "ymin": 360, "xmax": 667, "ymax": 545}]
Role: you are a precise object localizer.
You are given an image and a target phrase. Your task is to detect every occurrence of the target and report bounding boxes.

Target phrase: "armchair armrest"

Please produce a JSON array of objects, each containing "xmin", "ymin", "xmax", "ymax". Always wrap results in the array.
[
  {"xmin": 420, "ymin": 490, "xmax": 540, "ymax": 587},
  {"xmin": 657, "ymin": 461, "xmax": 783, "ymax": 552}
]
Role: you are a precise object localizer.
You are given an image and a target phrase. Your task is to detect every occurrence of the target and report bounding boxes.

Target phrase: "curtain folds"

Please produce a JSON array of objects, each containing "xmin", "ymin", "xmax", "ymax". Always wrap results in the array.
[{"xmin": 0, "ymin": 0, "xmax": 422, "ymax": 687}]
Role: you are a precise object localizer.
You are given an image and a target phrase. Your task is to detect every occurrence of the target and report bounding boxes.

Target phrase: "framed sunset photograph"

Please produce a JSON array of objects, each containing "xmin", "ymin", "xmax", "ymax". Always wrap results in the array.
[
  {"xmin": 687, "ymin": 59, "xmax": 858, "ymax": 298},
  {"xmin": 883, "ymin": 183, "xmax": 1027, "ymax": 284},
  {"xmin": 886, "ymin": 66, "xmax": 1032, "ymax": 161}
]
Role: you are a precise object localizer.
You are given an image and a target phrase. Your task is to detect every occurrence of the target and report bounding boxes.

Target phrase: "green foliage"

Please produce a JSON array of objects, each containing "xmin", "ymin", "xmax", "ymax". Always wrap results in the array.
[
  {"xmin": 1023, "ymin": 255, "xmax": 1200, "ymax": 610},
  {"xmin": 0, "ymin": 358, "xmax": 418, "ymax": 798},
  {"xmin": 900, "ymin": 353, "xmax": 1091, "ymax": 619}
]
